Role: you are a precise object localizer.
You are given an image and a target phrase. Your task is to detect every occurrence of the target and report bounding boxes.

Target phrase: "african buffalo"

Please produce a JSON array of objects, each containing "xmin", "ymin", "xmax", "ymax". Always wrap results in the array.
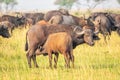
[
  {"xmin": 45, "ymin": 10, "xmax": 87, "ymax": 27},
  {"xmin": 0, "ymin": 21, "xmax": 15, "ymax": 34},
  {"xmin": 37, "ymin": 20, "xmax": 49, "ymax": 25},
  {"xmin": 39, "ymin": 32, "xmax": 74, "ymax": 68},
  {"xmin": 0, "ymin": 25, "xmax": 11, "ymax": 38},
  {"xmin": 89, "ymin": 12, "xmax": 108, "ymax": 21},
  {"xmin": 44, "ymin": 9, "xmax": 69, "ymax": 21},
  {"xmin": 89, "ymin": 12, "xmax": 117, "ymax": 31},
  {"xmin": 0, "ymin": 15, "xmax": 26, "ymax": 28},
  {"xmin": 48, "ymin": 14, "xmax": 87, "ymax": 27},
  {"xmin": 48, "ymin": 15, "xmax": 75, "ymax": 25},
  {"xmin": 89, "ymin": 13, "xmax": 112, "ymax": 41},
  {"xmin": 23, "ymin": 12, "xmax": 45, "ymax": 25},
  {"xmin": 108, "ymin": 13, "xmax": 120, "ymax": 35},
  {"xmin": 25, "ymin": 23, "xmax": 95, "ymax": 68}
]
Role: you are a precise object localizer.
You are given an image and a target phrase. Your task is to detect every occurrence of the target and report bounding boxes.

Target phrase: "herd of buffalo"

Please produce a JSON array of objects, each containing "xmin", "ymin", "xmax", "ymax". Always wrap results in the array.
[{"xmin": 0, "ymin": 9, "xmax": 120, "ymax": 68}]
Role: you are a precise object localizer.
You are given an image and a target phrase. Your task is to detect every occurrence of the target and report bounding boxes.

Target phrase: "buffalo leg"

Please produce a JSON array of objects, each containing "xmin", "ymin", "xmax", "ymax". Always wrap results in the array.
[
  {"xmin": 26, "ymin": 47, "xmax": 36, "ymax": 68},
  {"xmin": 26, "ymin": 52, "xmax": 32, "ymax": 68},
  {"xmin": 48, "ymin": 52, "xmax": 52, "ymax": 68},
  {"xmin": 64, "ymin": 53, "xmax": 70, "ymax": 68},
  {"xmin": 32, "ymin": 54, "xmax": 39, "ymax": 68},
  {"xmin": 103, "ymin": 34, "xmax": 107, "ymax": 44},
  {"xmin": 69, "ymin": 50, "xmax": 74, "ymax": 68},
  {"xmin": 70, "ymin": 53, "xmax": 74, "ymax": 68},
  {"xmin": 54, "ymin": 53, "xmax": 59, "ymax": 68}
]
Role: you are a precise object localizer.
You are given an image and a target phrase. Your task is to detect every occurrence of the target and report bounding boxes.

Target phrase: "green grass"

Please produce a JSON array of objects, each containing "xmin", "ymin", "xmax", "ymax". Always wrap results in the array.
[{"xmin": 0, "ymin": 28, "xmax": 120, "ymax": 80}]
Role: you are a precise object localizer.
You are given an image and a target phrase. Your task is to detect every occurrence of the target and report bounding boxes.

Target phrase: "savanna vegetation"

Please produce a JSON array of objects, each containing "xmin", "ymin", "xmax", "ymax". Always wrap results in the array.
[{"xmin": 0, "ymin": 11, "xmax": 120, "ymax": 80}]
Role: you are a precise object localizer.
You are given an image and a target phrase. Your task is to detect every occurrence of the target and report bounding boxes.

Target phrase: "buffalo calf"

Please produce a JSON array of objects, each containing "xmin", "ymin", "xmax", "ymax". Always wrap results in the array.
[{"xmin": 40, "ymin": 32, "xmax": 74, "ymax": 68}]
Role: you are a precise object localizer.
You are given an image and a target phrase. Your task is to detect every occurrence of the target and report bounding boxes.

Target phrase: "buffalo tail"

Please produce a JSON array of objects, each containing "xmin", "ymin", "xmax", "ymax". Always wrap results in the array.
[{"xmin": 25, "ymin": 32, "xmax": 28, "ymax": 51}]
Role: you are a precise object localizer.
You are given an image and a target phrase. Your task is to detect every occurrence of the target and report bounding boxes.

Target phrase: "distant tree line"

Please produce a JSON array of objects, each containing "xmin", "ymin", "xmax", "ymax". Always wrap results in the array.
[
  {"xmin": 54, "ymin": 0, "xmax": 106, "ymax": 9},
  {"xmin": 0, "ymin": 0, "xmax": 17, "ymax": 12},
  {"xmin": 54, "ymin": 0, "xmax": 120, "ymax": 13}
]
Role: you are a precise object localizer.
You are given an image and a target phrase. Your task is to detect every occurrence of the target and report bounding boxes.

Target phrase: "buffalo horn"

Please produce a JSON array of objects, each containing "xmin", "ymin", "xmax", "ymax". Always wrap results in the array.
[{"xmin": 76, "ymin": 30, "xmax": 85, "ymax": 35}]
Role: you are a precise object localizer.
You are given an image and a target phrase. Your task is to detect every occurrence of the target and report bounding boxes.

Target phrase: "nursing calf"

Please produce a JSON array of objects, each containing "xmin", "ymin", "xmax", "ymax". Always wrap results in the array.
[{"xmin": 40, "ymin": 32, "xmax": 74, "ymax": 68}]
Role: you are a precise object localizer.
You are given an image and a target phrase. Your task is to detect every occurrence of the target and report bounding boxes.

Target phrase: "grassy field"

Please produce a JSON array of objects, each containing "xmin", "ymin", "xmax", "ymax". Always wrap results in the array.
[{"xmin": 0, "ymin": 27, "xmax": 120, "ymax": 80}]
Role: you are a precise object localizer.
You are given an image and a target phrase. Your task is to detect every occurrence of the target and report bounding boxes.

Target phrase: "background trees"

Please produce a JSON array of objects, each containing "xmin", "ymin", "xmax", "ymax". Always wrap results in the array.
[
  {"xmin": 83, "ymin": 0, "xmax": 107, "ymax": 13},
  {"xmin": 0, "ymin": 0, "xmax": 17, "ymax": 12},
  {"xmin": 117, "ymin": 0, "xmax": 120, "ymax": 4},
  {"xmin": 54, "ymin": 0, "xmax": 78, "ymax": 10},
  {"xmin": 54, "ymin": 0, "xmax": 107, "ymax": 13}
]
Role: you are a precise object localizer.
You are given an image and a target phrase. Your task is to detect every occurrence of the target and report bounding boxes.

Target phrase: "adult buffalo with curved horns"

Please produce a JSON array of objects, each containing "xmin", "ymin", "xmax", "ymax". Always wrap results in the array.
[{"xmin": 25, "ymin": 23, "xmax": 95, "ymax": 68}]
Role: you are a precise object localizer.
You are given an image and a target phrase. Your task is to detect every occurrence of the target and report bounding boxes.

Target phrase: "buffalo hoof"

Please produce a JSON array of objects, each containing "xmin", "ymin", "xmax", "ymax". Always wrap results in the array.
[
  {"xmin": 35, "ymin": 65, "xmax": 39, "ymax": 68},
  {"xmin": 54, "ymin": 65, "xmax": 57, "ymax": 69},
  {"xmin": 43, "ymin": 53, "xmax": 48, "ymax": 56}
]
